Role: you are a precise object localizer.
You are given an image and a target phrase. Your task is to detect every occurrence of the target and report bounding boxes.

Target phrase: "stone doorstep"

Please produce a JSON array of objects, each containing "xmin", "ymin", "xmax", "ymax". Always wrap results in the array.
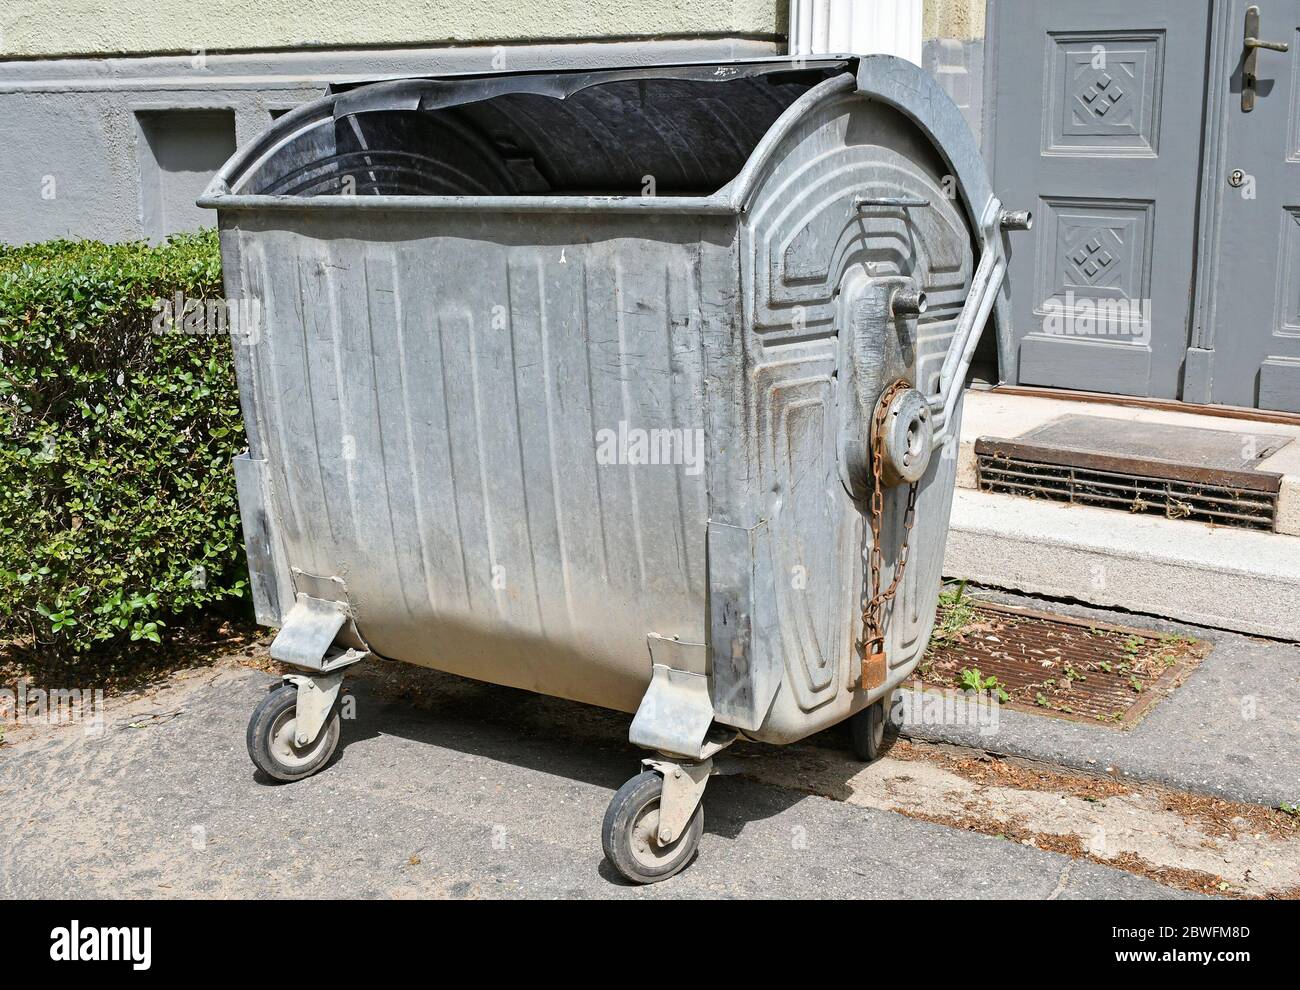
[{"xmin": 947, "ymin": 389, "xmax": 1300, "ymax": 642}]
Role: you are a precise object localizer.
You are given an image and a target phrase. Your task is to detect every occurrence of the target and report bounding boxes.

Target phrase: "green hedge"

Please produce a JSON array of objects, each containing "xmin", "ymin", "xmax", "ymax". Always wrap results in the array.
[{"xmin": 0, "ymin": 231, "xmax": 248, "ymax": 660}]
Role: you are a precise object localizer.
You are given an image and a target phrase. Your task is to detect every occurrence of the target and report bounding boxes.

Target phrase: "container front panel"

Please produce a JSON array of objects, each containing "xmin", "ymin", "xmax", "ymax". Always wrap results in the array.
[
  {"xmin": 226, "ymin": 211, "xmax": 733, "ymax": 713},
  {"xmin": 736, "ymin": 93, "xmax": 977, "ymax": 742}
]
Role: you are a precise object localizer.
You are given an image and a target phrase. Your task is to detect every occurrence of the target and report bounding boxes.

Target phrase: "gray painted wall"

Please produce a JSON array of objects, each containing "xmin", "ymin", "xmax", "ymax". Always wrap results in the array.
[
  {"xmin": 0, "ymin": 33, "xmax": 988, "ymax": 247},
  {"xmin": 0, "ymin": 39, "xmax": 778, "ymax": 245},
  {"xmin": 923, "ymin": 37, "xmax": 983, "ymax": 146}
]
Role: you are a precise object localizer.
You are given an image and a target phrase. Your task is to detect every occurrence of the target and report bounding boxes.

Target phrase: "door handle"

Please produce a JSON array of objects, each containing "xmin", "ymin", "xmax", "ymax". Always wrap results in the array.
[{"xmin": 1244, "ymin": 5, "xmax": 1292, "ymax": 112}]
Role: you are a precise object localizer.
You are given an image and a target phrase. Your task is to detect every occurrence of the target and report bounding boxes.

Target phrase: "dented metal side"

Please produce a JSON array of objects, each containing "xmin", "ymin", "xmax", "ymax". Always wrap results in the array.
[
  {"xmin": 221, "ymin": 208, "xmax": 734, "ymax": 716},
  {"xmin": 231, "ymin": 453, "xmax": 289, "ymax": 627}
]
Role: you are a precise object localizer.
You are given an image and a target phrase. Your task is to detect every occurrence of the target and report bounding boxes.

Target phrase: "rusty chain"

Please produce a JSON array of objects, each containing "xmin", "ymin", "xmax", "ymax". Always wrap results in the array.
[{"xmin": 860, "ymin": 379, "xmax": 921, "ymax": 689}]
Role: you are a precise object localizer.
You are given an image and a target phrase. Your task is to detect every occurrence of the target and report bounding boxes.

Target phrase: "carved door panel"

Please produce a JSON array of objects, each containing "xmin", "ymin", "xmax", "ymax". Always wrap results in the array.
[{"xmin": 991, "ymin": 0, "xmax": 1212, "ymax": 398}]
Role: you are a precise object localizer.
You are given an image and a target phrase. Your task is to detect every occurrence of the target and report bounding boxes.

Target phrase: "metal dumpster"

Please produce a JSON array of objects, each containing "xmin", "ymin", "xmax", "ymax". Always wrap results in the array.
[{"xmin": 201, "ymin": 55, "xmax": 1029, "ymax": 883}]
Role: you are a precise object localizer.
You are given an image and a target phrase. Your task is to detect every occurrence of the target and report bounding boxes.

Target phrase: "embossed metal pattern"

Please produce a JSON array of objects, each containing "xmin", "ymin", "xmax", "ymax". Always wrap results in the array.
[{"xmin": 737, "ymin": 92, "xmax": 974, "ymax": 739}]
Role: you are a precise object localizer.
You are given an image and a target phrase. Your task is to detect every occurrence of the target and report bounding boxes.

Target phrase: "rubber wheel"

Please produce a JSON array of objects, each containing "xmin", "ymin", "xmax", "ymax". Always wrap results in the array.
[
  {"xmin": 850, "ymin": 693, "xmax": 893, "ymax": 762},
  {"xmin": 602, "ymin": 770, "xmax": 703, "ymax": 885},
  {"xmin": 246, "ymin": 683, "xmax": 341, "ymax": 782}
]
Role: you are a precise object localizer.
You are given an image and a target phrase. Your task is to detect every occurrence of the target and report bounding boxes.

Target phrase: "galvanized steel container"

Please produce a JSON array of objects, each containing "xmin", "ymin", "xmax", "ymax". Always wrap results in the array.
[{"xmin": 204, "ymin": 55, "xmax": 1018, "ymax": 882}]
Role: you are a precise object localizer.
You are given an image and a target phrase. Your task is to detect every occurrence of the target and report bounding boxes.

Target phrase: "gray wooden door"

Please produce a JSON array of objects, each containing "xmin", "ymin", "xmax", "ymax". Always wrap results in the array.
[
  {"xmin": 1209, "ymin": 0, "xmax": 1300, "ymax": 411},
  {"xmin": 990, "ymin": 0, "xmax": 1212, "ymax": 398}
]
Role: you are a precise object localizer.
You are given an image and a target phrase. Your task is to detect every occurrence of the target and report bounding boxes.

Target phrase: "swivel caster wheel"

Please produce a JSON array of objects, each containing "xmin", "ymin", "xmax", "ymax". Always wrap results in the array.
[
  {"xmin": 246, "ymin": 682, "xmax": 341, "ymax": 782},
  {"xmin": 602, "ymin": 770, "xmax": 703, "ymax": 884},
  {"xmin": 851, "ymin": 690, "xmax": 895, "ymax": 762}
]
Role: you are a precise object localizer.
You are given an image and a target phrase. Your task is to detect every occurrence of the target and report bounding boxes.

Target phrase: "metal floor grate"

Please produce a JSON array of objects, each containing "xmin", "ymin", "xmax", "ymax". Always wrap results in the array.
[
  {"xmin": 976, "ymin": 441, "xmax": 1281, "ymax": 532},
  {"xmin": 976, "ymin": 454, "xmax": 1279, "ymax": 530}
]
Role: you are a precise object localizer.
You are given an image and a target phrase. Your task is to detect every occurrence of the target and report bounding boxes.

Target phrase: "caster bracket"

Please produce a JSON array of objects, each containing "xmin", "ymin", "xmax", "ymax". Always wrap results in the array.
[
  {"xmin": 629, "ymin": 636, "xmax": 714, "ymax": 761},
  {"xmin": 270, "ymin": 573, "xmax": 371, "ymax": 672},
  {"xmin": 282, "ymin": 670, "xmax": 346, "ymax": 748},
  {"xmin": 642, "ymin": 756, "xmax": 712, "ymax": 845}
]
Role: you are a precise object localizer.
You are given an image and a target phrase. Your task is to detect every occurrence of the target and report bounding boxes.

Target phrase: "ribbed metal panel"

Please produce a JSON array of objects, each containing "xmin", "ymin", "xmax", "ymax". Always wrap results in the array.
[{"xmin": 234, "ymin": 213, "xmax": 723, "ymax": 712}]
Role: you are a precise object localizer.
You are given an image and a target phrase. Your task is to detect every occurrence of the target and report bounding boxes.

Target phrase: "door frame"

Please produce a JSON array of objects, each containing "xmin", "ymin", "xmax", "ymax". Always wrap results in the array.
[
  {"xmin": 1185, "ymin": 0, "xmax": 1244, "ymax": 403},
  {"xmin": 980, "ymin": 0, "xmax": 1016, "ymax": 383},
  {"xmin": 980, "ymin": 0, "xmax": 1240, "ymax": 402}
]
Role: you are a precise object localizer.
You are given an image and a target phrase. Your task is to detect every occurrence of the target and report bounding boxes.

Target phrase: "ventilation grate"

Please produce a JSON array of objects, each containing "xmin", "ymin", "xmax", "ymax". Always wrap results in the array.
[{"xmin": 976, "ymin": 442, "xmax": 1280, "ymax": 531}]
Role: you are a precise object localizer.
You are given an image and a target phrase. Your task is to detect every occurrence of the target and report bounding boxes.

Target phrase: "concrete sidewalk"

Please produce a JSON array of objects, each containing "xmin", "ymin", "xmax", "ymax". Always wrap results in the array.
[
  {"xmin": 903, "ymin": 589, "xmax": 1300, "ymax": 809},
  {"xmin": 1, "ymin": 662, "xmax": 1191, "ymax": 900}
]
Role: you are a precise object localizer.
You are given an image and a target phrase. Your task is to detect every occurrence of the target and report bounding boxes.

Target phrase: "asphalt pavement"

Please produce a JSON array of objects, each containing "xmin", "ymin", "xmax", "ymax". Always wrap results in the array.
[{"xmin": 1, "ymin": 663, "xmax": 1195, "ymax": 899}]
